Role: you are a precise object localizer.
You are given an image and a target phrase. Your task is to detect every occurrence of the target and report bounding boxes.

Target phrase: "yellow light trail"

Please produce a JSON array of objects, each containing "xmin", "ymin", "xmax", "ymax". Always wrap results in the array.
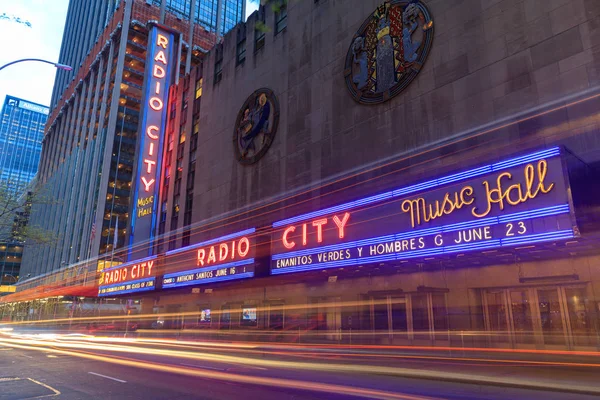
[
  {"xmin": 0, "ymin": 337, "xmax": 437, "ymax": 400},
  {"xmin": 2, "ymin": 332, "xmax": 600, "ymax": 396}
]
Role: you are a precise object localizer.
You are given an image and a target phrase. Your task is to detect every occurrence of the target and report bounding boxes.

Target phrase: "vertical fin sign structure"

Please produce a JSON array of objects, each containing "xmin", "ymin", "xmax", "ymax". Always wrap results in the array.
[{"xmin": 129, "ymin": 24, "xmax": 174, "ymax": 259}]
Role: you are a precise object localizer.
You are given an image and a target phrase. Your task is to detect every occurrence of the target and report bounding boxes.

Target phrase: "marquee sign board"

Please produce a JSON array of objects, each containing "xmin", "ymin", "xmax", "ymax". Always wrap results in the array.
[
  {"xmin": 128, "ymin": 23, "xmax": 176, "ymax": 260},
  {"xmin": 98, "ymin": 256, "xmax": 157, "ymax": 296},
  {"xmin": 162, "ymin": 228, "xmax": 256, "ymax": 289},
  {"xmin": 270, "ymin": 148, "xmax": 578, "ymax": 275}
]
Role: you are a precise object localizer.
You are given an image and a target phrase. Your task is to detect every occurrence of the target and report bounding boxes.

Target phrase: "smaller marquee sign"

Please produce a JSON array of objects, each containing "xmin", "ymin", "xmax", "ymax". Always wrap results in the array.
[
  {"xmin": 98, "ymin": 256, "xmax": 157, "ymax": 296},
  {"xmin": 162, "ymin": 228, "xmax": 256, "ymax": 289}
]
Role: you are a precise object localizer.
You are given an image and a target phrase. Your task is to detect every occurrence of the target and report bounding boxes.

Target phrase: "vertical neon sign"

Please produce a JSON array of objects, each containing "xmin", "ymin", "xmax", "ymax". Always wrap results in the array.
[{"xmin": 129, "ymin": 24, "xmax": 175, "ymax": 260}]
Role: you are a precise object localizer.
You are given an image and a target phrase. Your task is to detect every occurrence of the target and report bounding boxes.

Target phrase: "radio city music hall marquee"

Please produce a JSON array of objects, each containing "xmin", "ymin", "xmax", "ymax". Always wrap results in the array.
[
  {"xmin": 98, "ymin": 256, "xmax": 158, "ymax": 296},
  {"xmin": 129, "ymin": 24, "xmax": 175, "ymax": 258},
  {"xmin": 270, "ymin": 148, "xmax": 578, "ymax": 274},
  {"xmin": 162, "ymin": 228, "xmax": 256, "ymax": 289}
]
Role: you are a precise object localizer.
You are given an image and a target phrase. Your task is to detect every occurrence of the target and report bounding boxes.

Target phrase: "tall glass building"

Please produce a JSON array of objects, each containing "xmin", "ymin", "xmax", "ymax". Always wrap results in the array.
[
  {"xmin": 0, "ymin": 96, "xmax": 49, "ymax": 193},
  {"xmin": 153, "ymin": 0, "xmax": 245, "ymax": 35}
]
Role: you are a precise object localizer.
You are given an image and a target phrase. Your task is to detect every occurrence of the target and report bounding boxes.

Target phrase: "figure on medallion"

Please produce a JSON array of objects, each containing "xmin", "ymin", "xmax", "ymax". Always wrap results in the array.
[
  {"xmin": 375, "ymin": 13, "xmax": 396, "ymax": 93},
  {"xmin": 351, "ymin": 37, "xmax": 369, "ymax": 90},
  {"xmin": 402, "ymin": 3, "xmax": 422, "ymax": 62},
  {"xmin": 238, "ymin": 93, "xmax": 271, "ymax": 157}
]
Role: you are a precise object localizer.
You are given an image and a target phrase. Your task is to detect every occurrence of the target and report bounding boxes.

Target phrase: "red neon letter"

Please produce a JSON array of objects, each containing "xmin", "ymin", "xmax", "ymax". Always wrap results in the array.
[
  {"xmin": 302, "ymin": 223, "xmax": 307, "ymax": 246},
  {"xmin": 197, "ymin": 249, "xmax": 205, "ymax": 266},
  {"xmin": 154, "ymin": 50, "xmax": 167, "ymax": 65},
  {"xmin": 131, "ymin": 265, "xmax": 138, "ymax": 279},
  {"xmin": 219, "ymin": 243, "xmax": 228, "ymax": 261},
  {"xmin": 149, "ymin": 97, "xmax": 163, "ymax": 111},
  {"xmin": 207, "ymin": 247, "xmax": 216, "ymax": 264},
  {"xmin": 312, "ymin": 218, "xmax": 328, "ymax": 243},
  {"xmin": 332, "ymin": 212, "xmax": 350, "ymax": 239},
  {"xmin": 144, "ymin": 159, "xmax": 156, "ymax": 174},
  {"xmin": 141, "ymin": 177, "xmax": 155, "ymax": 192},
  {"xmin": 153, "ymin": 65, "xmax": 165, "ymax": 78},
  {"xmin": 155, "ymin": 81, "xmax": 161, "ymax": 95},
  {"xmin": 149, "ymin": 142, "xmax": 155, "ymax": 156},
  {"xmin": 157, "ymin": 34, "xmax": 169, "ymax": 48},
  {"xmin": 147, "ymin": 260, "xmax": 154, "ymax": 276},
  {"xmin": 238, "ymin": 237, "xmax": 250, "ymax": 258},
  {"xmin": 282, "ymin": 226, "xmax": 296, "ymax": 249},
  {"xmin": 147, "ymin": 125, "xmax": 159, "ymax": 140}
]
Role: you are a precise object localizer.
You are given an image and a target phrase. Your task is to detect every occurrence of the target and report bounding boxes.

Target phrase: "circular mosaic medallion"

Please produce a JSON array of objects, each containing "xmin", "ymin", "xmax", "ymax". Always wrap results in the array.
[
  {"xmin": 233, "ymin": 88, "xmax": 280, "ymax": 165},
  {"xmin": 344, "ymin": 1, "xmax": 434, "ymax": 105}
]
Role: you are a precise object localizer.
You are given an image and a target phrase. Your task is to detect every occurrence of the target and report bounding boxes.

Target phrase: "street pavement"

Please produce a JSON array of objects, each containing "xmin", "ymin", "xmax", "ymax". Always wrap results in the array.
[{"xmin": 1, "ymin": 332, "xmax": 600, "ymax": 400}]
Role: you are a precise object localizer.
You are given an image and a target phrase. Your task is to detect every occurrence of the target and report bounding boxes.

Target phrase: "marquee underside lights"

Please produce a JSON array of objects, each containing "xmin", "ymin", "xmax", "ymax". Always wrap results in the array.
[
  {"xmin": 129, "ymin": 24, "xmax": 176, "ymax": 259},
  {"xmin": 271, "ymin": 148, "xmax": 578, "ymax": 275}
]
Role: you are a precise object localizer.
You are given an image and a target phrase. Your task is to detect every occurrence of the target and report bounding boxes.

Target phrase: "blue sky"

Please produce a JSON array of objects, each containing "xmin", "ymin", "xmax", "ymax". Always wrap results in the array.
[
  {"xmin": 0, "ymin": 0, "xmax": 259, "ymax": 109},
  {"xmin": 0, "ymin": 0, "xmax": 69, "ymax": 108}
]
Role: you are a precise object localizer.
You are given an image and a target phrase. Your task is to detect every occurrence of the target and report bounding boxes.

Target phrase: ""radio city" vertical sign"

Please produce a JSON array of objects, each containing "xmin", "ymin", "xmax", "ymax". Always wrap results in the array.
[{"xmin": 129, "ymin": 24, "xmax": 176, "ymax": 259}]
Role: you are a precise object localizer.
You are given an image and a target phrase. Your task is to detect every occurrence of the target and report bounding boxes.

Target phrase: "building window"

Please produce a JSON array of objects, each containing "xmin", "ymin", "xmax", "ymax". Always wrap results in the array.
[
  {"xmin": 255, "ymin": 28, "xmax": 265, "ymax": 52},
  {"xmin": 182, "ymin": 90, "xmax": 188, "ymax": 110},
  {"xmin": 275, "ymin": 4, "xmax": 287, "ymax": 34},
  {"xmin": 214, "ymin": 50, "xmax": 223, "ymax": 84},
  {"xmin": 186, "ymin": 170, "xmax": 195, "ymax": 190},
  {"xmin": 182, "ymin": 229, "xmax": 191, "ymax": 246},
  {"xmin": 168, "ymin": 234, "xmax": 177, "ymax": 251},
  {"xmin": 196, "ymin": 78, "xmax": 202, "ymax": 99},
  {"xmin": 195, "ymin": 78, "xmax": 203, "ymax": 99},
  {"xmin": 236, "ymin": 38, "xmax": 246, "ymax": 65},
  {"xmin": 169, "ymin": 97, "xmax": 176, "ymax": 120}
]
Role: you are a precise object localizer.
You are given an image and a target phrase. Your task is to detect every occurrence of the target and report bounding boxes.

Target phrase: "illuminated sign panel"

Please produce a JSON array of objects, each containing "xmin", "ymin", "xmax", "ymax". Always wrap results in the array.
[
  {"xmin": 271, "ymin": 148, "xmax": 578, "ymax": 274},
  {"xmin": 129, "ymin": 24, "xmax": 175, "ymax": 259},
  {"xmin": 162, "ymin": 229, "xmax": 256, "ymax": 289},
  {"xmin": 18, "ymin": 101, "xmax": 49, "ymax": 115},
  {"xmin": 98, "ymin": 256, "xmax": 157, "ymax": 296}
]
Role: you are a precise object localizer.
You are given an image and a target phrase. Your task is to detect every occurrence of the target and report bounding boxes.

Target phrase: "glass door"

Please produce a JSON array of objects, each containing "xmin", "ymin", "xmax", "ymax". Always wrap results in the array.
[
  {"xmin": 563, "ymin": 287, "xmax": 594, "ymax": 347},
  {"xmin": 483, "ymin": 290, "xmax": 510, "ymax": 345},
  {"xmin": 390, "ymin": 296, "xmax": 409, "ymax": 339},
  {"xmin": 536, "ymin": 288, "xmax": 566, "ymax": 346},
  {"xmin": 483, "ymin": 289, "xmax": 536, "ymax": 347},
  {"xmin": 509, "ymin": 290, "xmax": 534, "ymax": 344},
  {"xmin": 371, "ymin": 293, "xmax": 446, "ymax": 342},
  {"xmin": 483, "ymin": 286, "xmax": 595, "ymax": 349},
  {"xmin": 268, "ymin": 303, "xmax": 284, "ymax": 330}
]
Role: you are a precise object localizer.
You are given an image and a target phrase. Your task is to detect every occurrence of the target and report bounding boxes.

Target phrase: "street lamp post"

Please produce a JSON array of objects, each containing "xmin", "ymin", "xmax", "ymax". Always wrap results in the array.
[{"xmin": 0, "ymin": 58, "xmax": 72, "ymax": 72}]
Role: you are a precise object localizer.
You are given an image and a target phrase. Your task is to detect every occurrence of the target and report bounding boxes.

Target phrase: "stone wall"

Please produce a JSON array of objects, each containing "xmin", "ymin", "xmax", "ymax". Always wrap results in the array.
[{"xmin": 190, "ymin": 0, "xmax": 600, "ymax": 227}]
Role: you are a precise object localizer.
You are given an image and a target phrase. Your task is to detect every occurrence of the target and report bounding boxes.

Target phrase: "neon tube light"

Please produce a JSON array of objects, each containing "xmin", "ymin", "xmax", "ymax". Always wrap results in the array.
[
  {"xmin": 273, "ymin": 147, "xmax": 561, "ymax": 228},
  {"xmin": 162, "ymin": 258, "xmax": 255, "ymax": 280},
  {"xmin": 272, "ymin": 204, "xmax": 570, "ymax": 260},
  {"xmin": 165, "ymin": 228, "xmax": 256, "ymax": 256},
  {"xmin": 272, "ymin": 229, "xmax": 574, "ymax": 275}
]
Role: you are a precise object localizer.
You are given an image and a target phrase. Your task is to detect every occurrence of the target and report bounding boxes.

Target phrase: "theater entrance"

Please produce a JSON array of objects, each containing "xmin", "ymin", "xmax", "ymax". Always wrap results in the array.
[
  {"xmin": 482, "ymin": 285, "xmax": 595, "ymax": 349},
  {"xmin": 369, "ymin": 291, "xmax": 449, "ymax": 344}
]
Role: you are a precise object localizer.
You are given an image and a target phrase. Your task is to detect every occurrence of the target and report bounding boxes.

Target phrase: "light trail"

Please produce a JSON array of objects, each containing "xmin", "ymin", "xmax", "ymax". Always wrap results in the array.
[
  {"xmin": 5, "ymin": 88, "xmax": 600, "ymax": 304},
  {"xmin": 3, "ymin": 331, "xmax": 600, "ymax": 397},
  {"xmin": 0, "ymin": 338, "xmax": 438, "ymax": 400}
]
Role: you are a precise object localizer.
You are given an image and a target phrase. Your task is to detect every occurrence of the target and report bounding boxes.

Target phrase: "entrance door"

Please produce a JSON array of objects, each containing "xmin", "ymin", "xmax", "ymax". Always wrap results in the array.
[
  {"xmin": 372, "ymin": 296, "xmax": 409, "ymax": 341},
  {"xmin": 535, "ymin": 288, "xmax": 566, "ymax": 346},
  {"xmin": 483, "ymin": 286, "xmax": 595, "ymax": 349},
  {"xmin": 313, "ymin": 297, "xmax": 342, "ymax": 341},
  {"xmin": 324, "ymin": 297, "xmax": 341, "ymax": 341},
  {"xmin": 370, "ymin": 293, "xmax": 447, "ymax": 343}
]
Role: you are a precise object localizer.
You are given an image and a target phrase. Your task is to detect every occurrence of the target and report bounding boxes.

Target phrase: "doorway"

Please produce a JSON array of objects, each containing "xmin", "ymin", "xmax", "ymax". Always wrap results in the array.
[
  {"xmin": 482, "ymin": 285, "xmax": 595, "ymax": 349},
  {"xmin": 370, "ymin": 292, "xmax": 448, "ymax": 343}
]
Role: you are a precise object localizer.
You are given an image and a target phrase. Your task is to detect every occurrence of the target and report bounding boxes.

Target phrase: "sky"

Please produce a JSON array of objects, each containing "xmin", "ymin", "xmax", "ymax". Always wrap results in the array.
[
  {"xmin": 245, "ymin": 0, "xmax": 259, "ymax": 19},
  {"xmin": 0, "ymin": 0, "xmax": 258, "ymax": 110},
  {"xmin": 0, "ymin": 0, "xmax": 69, "ymax": 108}
]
